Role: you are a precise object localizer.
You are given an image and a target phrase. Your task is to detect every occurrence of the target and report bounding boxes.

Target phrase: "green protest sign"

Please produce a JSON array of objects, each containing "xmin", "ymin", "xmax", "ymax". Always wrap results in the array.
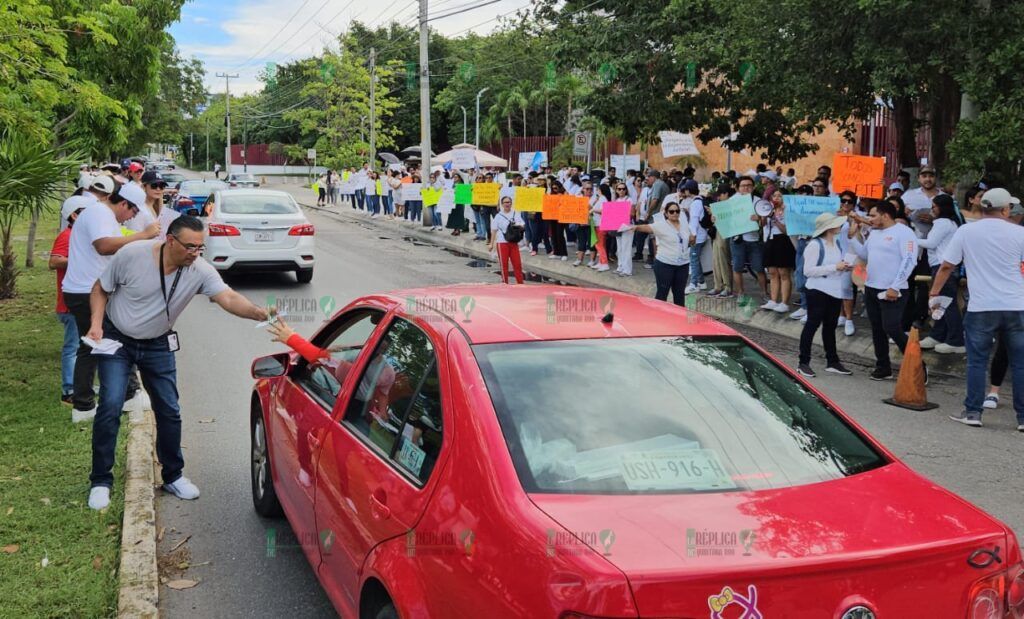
[
  {"xmin": 454, "ymin": 184, "xmax": 473, "ymax": 204},
  {"xmin": 710, "ymin": 193, "xmax": 758, "ymax": 239}
]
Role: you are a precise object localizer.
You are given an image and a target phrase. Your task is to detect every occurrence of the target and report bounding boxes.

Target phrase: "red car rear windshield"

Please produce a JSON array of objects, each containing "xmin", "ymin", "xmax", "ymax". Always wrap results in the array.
[{"xmin": 474, "ymin": 337, "xmax": 885, "ymax": 494}]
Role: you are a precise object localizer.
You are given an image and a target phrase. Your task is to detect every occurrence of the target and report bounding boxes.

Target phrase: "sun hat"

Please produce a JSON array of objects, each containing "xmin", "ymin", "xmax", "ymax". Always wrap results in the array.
[{"xmin": 812, "ymin": 212, "xmax": 847, "ymax": 238}]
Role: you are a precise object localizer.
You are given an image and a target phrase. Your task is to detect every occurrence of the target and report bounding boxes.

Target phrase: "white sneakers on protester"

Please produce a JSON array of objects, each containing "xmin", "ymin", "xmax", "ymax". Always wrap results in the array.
[
  {"xmin": 88, "ymin": 486, "xmax": 110, "ymax": 510},
  {"xmin": 163, "ymin": 477, "xmax": 201, "ymax": 500},
  {"xmin": 72, "ymin": 407, "xmax": 96, "ymax": 424}
]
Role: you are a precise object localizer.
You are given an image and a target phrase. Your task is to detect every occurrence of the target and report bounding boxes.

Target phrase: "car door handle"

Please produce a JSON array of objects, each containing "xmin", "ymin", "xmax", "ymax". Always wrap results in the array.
[{"xmin": 370, "ymin": 490, "xmax": 391, "ymax": 521}]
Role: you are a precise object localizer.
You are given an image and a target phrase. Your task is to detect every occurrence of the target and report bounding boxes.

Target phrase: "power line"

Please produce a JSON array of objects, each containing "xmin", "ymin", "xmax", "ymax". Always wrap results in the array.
[
  {"xmin": 231, "ymin": 0, "xmax": 315, "ymax": 69},
  {"xmin": 427, "ymin": 0, "xmax": 506, "ymax": 22}
]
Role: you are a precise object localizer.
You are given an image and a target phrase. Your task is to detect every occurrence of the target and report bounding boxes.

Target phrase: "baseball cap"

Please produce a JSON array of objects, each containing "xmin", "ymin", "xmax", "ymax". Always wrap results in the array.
[
  {"xmin": 89, "ymin": 175, "xmax": 116, "ymax": 195},
  {"xmin": 919, "ymin": 165, "xmax": 937, "ymax": 175},
  {"xmin": 140, "ymin": 170, "xmax": 167, "ymax": 188},
  {"xmin": 77, "ymin": 173, "xmax": 96, "ymax": 189},
  {"xmin": 117, "ymin": 183, "xmax": 147, "ymax": 209},
  {"xmin": 980, "ymin": 188, "xmax": 1017, "ymax": 210},
  {"xmin": 128, "ymin": 162, "xmax": 144, "ymax": 173},
  {"xmin": 100, "ymin": 163, "xmax": 121, "ymax": 173},
  {"xmin": 682, "ymin": 179, "xmax": 699, "ymax": 193},
  {"xmin": 888, "ymin": 181, "xmax": 904, "ymax": 191}
]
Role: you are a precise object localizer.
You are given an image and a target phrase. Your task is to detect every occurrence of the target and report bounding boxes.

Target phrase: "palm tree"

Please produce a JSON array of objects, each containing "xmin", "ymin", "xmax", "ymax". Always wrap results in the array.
[
  {"xmin": 512, "ymin": 82, "xmax": 531, "ymax": 136},
  {"xmin": 0, "ymin": 131, "xmax": 83, "ymax": 298},
  {"xmin": 528, "ymin": 85, "xmax": 551, "ymax": 137}
]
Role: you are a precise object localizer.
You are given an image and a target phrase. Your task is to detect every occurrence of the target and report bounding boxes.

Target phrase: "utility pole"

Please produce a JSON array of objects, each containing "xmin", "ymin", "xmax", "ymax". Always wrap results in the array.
[
  {"xmin": 205, "ymin": 116, "xmax": 210, "ymax": 172},
  {"xmin": 460, "ymin": 106, "xmax": 467, "ymax": 144},
  {"xmin": 216, "ymin": 72, "xmax": 239, "ymax": 173},
  {"xmin": 189, "ymin": 130, "xmax": 194, "ymax": 170},
  {"xmin": 369, "ymin": 47, "xmax": 377, "ymax": 171},
  {"xmin": 475, "ymin": 87, "xmax": 489, "ymax": 150},
  {"xmin": 418, "ymin": 0, "xmax": 431, "ymax": 225},
  {"xmin": 243, "ymin": 116, "xmax": 248, "ymax": 173}
]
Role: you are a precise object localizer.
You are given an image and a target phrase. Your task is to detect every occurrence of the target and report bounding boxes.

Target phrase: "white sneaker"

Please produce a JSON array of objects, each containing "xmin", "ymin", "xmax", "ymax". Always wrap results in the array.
[
  {"xmin": 698, "ymin": 282, "xmax": 708, "ymax": 290},
  {"xmin": 844, "ymin": 320, "xmax": 856, "ymax": 336},
  {"xmin": 686, "ymin": 284, "xmax": 700, "ymax": 294},
  {"xmin": 595, "ymin": 264, "xmax": 610, "ymax": 272},
  {"xmin": 837, "ymin": 316, "xmax": 847, "ymax": 326},
  {"xmin": 560, "ymin": 256, "xmax": 568, "ymax": 262},
  {"xmin": 572, "ymin": 259, "xmax": 582, "ymax": 266},
  {"xmin": 88, "ymin": 486, "xmax": 110, "ymax": 511},
  {"xmin": 548, "ymin": 254, "xmax": 558, "ymax": 260},
  {"xmin": 934, "ymin": 343, "xmax": 966, "ymax": 354},
  {"xmin": 759, "ymin": 301, "xmax": 776, "ymax": 310},
  {"xmin": 801, "ymin": 315, "xmax": 808, "ymax": 325},
  {"xmin": 919, "ymin": 336, "xmax": 939, "ymax": 349},
  {"xmin": 72, "ymin": 407, "xmax": 96, "ymax": 424},
  {"xmin": 789, "ymin": 308, "xmax": 807, "ymax": 320},
  {"xmin": 163, "ymin": 477, "xmax": 200, "ymax": 500},
  {"xmin": 983, "ymin": 394, "xmax": 999, "ymax": 409},
  {"xmin": 772, "ymin": 303, "xmax": 790, "ymax": 313}
]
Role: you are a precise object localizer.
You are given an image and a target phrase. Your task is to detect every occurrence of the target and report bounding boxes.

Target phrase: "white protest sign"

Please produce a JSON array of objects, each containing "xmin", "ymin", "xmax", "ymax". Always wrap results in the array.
[
  {"xmin": 518, "ymin": 151, "xmax": 548, "ymax": 171},
  {"xmin": 610, "ymin": 154, "xmax": 641, "ymax": 173},
  {"xmin": 401, "ymin": 183, "xmax": 423, "ymax": 202},
  {"xmin": 436, "ymin": 189, "xmax": 456, "ymax": 215},
  {"xmin": 450, "ymin": 149, "xmax": 477, "ymax": 170},
  {"xmin": 659, "ymin": 131, "xmax": 701, "ymax": 158}
]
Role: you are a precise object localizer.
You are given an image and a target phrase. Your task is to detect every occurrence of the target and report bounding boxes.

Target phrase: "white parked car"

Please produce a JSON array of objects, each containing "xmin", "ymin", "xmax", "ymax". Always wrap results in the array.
[
  {"xmin": 203, "ymin": 189, "xmax": 315, "ymax": 283},
  {"xmin": 226, "ymin": 173, "xmax": 259, "ymax": 188}
]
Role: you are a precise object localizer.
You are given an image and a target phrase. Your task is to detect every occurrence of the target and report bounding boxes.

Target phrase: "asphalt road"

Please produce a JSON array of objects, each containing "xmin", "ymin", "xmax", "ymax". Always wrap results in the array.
[{"xmin": 157, "ymin": 173, "xmax": 1022, "ymax": 618}]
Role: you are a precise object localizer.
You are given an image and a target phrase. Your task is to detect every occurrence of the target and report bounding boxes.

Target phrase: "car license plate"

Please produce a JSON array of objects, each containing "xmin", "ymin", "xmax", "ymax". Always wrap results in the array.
[
  {"xmin": 619, "ymin": 449, "xmax": 736, "ymax": 491},
  {"xmin": 254, "ymin": 231, "xmax": 274, "ymax": 242}
]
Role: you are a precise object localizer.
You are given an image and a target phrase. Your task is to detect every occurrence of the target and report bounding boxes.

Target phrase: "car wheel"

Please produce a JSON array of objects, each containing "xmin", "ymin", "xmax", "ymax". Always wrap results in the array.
[
  {"xmin": 251, "ymin": 408, "xmax": 283, "ymax": 517},
  {"xmin": 373, "ymin": 602, "xmax": 398, "ymax": 619},
  {"xmin": 295, "ymin": 269, "xmax": 313, "ymax": 284}
]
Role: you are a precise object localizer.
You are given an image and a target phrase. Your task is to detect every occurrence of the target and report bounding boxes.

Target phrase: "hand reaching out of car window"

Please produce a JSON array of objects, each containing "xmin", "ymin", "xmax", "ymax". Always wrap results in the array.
[{"xmin": 267, "ymin": 318, "xmax": 296, "ymax": 344}]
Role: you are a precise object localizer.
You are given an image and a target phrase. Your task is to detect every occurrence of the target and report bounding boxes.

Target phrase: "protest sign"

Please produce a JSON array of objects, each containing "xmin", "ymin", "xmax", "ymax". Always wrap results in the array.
[
  {"xmin": 518, "ymin": 151, "xmax": 548, "ymax": 171},
  {"xmin": 710, "ymin": 194, "xmax": 758, "ymax": 239},
  {"xmin": 421, "ymin": 187, "xmax": 442, "ymax": 207},
  {"xmin": 609, "ymin": 154, "xmax": 641, "ymax": 173},
  {"xmin": 600, "ymin": 201, "xmax": 632, "ymax": 231},
  {"xmin": 558, "ymin": 196, "xmax": 590, "ymax": 224},
  {"xmin": 471, "ymin": 182, "xmax": 500, "ymax": 206},
  {"xmin": 436, "ymin": 189, "xmax": 455, "ymax": 214},
  {"xmin": 659, "ymin": 131, "xmax": 701, "ymax": 158},
  {"xmin": 454, "ymin": 184, "xmax": 473, "ymax": 204},
  {"xmin": 401, "ymin": 183, "xmax": 423, "ymax": 203},
  {"xmin": 783, "ymin": 195, "xmax": 840, "ymax": 237},
  {"xmin": 515, "ymin": 187, "xmax": 545, "ymax": 212},
  {"xmin": 833, "ymin": 154, "xmax": 885, "ymax": 199},
  {"xmin": 451, "ymin": 148, "xmax": 477, "ymax": 170},
  {"xmin": 542, "ymin": 194, "xmax": 562, "ymax": 220}
]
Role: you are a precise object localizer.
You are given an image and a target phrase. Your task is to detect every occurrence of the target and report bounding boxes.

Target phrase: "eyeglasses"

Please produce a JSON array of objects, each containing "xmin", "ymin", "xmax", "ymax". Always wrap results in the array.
[
  {"xmin": 171, "ymin": 235, "xmax": 205, "ymax": 253},
  {"xmin": 840, "ymin": 198, "xmax": 855, "ymax": 204},
  {"xmin": 812, "ymin": 184, "xmax": 825, "ymax": 188},
  {"xmin": 665, "ymin": 209, "xmax": 680, "ymax": 214},
  {"xmin": 616, "ymin": 186, "xmax": 627, "ymax": 191}
]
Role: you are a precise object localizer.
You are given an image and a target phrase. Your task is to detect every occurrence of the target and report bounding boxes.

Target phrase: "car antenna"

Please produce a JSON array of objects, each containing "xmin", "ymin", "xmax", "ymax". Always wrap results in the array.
[{"xmin": 601, "ymin": 312, "xmax": 614, "ymax": 324}]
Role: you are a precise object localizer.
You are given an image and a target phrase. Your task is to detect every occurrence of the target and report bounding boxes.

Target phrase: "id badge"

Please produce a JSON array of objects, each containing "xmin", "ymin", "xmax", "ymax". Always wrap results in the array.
[{"xmin": 167, "ymin": 331, "xmax": 180, "ymax": 352}]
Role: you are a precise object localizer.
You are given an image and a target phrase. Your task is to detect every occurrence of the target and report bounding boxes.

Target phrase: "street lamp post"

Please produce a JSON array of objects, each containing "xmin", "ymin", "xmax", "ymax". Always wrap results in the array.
[
  {"xmin": 474, "ymin": 87, "xmax": 489, "ymax": 151},
  {"xmin": 460, "ymin": 106, "xmax": 467, "ymax": 144}
]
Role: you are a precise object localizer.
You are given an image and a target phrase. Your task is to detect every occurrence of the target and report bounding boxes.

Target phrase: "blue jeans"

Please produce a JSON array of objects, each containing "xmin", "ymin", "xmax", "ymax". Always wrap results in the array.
[
  {"xmin": 368, "ymin": 194, "xmax": 380, "ymax": 214},
  {"xmin": 730, "ymin": 238, "xmax": 764, "ymax": 274},
  {"xmin": 929, "ymin": 265, "xmax": 964, "ymax": 346},
  {"xmin": 689, "ymin": 240, "xmax": 707, "ymax": 285},
  {"xmin": 93, "ymin": 320, "xmax": 184, "ymax": 487},
  {"xmin": 431, "ymin": 207, "xmax": 442, "ymax": 227},
  {"xmin": 407, "ymin": 200, "xmax": 422, "ymax": 223},
  {"xmin": 57, "ymin": 312, "xmax": 77, "ymax": 396},
  {"xmin": 964, "ymin": 311, "xmax": 1024, "ymax": 422},
  {"xmin": 355, "ymin": 189, "xmax": 366, "ymax": 210},
  {"xmin": 473, "ymin": 208, "xmax": 488, "ymax": 239},
  {"xmin": 793, "ymin": 237, "xmax": 808, "ymax": 309},
  {"xmin": 382, "ymin": 193, "xmax": 393, "ymax": 215},
  {"xmin": 653, "ymin": 260, "xmax": 689, "ymax": 306}
]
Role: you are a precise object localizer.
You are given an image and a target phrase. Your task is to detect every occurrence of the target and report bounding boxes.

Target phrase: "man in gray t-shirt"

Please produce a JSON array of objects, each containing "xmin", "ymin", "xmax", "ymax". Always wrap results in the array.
[{"xmin": 83, "ymin": 216, "xmax": 270, "ymax": 510}]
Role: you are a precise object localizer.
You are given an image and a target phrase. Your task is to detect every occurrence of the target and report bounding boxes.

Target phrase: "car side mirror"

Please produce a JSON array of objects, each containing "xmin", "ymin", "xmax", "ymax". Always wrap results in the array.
[{"xmin": 251, "ymin": 352, "xmax": 292, "ymax": 379}]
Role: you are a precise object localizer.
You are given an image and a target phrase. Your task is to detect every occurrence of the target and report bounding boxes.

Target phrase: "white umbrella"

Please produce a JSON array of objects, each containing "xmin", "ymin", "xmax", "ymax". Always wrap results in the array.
[{"xmin": 434, "ymin": 143, "xmax": 508, "ymax": 168}]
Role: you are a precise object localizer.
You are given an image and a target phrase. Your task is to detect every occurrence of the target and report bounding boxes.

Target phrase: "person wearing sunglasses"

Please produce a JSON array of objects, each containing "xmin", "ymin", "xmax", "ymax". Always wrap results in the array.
[
  {"xmin": 625, "ymin": 201, "xmax": 690, "ymax": 305},
  {"xmin": 613, "ymin": 183, "xmax": 636, "ymax": 276},
  {"xmin": 83, "ymin": 215, "xmax": 271, "ymax": 510}
]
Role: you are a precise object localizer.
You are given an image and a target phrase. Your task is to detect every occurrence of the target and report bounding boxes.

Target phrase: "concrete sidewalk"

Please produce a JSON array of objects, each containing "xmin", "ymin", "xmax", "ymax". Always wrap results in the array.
[{"xmin": 266, "ymin": 180, "xmax": 965, "ymax": 375}]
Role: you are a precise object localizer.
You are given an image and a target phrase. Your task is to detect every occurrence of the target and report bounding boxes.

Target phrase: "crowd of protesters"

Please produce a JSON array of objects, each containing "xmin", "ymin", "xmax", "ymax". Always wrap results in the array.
[{"xmin": 319, "ymin": 158, "xmax": 1022, "ymax": 431}]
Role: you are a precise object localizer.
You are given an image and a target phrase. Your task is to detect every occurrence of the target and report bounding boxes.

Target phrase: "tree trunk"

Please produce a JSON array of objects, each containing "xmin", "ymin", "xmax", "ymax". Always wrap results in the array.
[
  {"xmin": 929, "ymin": 71, "xmax": 961, "ymax": 174},
  {"xmin": 523, "ymin": 109, "xmax": 527, "ymax": 136},
  {"xmin": 507, "ymin": 114, "xmax": 512, "ymax": 138},
  {"xmin": 24, "ymin": 210, "xmax": 39, "ymax": 268},
  {"xmin": 545, "ymin": 96, "xmax": 549, "ymax": 137},
  {"xmin": 0, "ymin": 229, "xmax": 18, "ymax": 299},
  {"xmin": 892, "ymin": 96, "xmax": 918, "ymax": 170}
]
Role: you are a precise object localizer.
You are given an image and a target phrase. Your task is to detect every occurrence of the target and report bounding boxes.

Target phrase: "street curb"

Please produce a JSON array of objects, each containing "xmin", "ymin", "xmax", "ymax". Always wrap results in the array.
[
  {"xmin": 297, "ymin": 197, "xmax": 963, "ymax": 374},
  {"xmin": 117, "ymin": 406, "xmax": 158, "ymax": 619}
]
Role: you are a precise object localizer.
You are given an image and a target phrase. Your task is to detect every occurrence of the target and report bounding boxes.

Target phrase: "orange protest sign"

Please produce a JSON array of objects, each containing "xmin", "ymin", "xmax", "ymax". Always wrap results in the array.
[
  {"xmin": 557, "ymin": 196, "xmax": 590, "ymax": 224},
  {"xmin": 542, "ymin": 194, "xmax": 563, "ymax": 220},
  {"xmin": 833, "ymin": 154, "xmax": 885, "ymax": 199}
]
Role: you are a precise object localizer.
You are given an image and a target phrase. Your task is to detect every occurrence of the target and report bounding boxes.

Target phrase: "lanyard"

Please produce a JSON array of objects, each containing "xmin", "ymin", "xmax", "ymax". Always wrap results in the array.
[{"xmin": 159, "ymin": 244, "xmax": 183, "ymax": 323}]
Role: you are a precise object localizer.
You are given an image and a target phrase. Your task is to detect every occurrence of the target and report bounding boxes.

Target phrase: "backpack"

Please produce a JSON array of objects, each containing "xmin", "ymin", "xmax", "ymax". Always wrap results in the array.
[{"xmin": 499, "ymin": 213, "xmax": 524, "ymax": 243}]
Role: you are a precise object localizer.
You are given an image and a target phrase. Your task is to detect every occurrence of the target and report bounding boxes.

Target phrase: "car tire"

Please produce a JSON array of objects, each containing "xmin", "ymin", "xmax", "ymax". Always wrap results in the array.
[
  {"xmin": 373, "ymin": 602, "xmax": 398, "ymax": 619},
  {"xmin": 251, "ymin": 408, "xmax": 283, "ymax": 518},
  {"xmin": 295, "ymin": 269, "xmax": 313, "ymax": 284}
]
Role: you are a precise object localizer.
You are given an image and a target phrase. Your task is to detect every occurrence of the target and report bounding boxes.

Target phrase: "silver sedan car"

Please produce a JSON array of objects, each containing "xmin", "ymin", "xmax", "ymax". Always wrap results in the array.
[
  {"xmin": 226, "ymin": 173, "xmax": 259, "ymax": 188},
  {"xmin": 203, "ymin": 189, "xmax": 315, "ymax": 283}
]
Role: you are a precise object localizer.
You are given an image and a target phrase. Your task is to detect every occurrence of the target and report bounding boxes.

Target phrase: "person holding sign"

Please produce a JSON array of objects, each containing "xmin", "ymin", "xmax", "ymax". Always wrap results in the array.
[
  {"xmin": 730, "ymin": 177, "xmax": 767, "ymax": 300},
  {"xmin": 797, "ymin": 213, "xmax": 855, "ymax": 378},
  {"xmin": 612, "ymin": 182, "xmax": 637, "ymax": 277},
  {"xmin": 761, "ymin": 188, "xmax": 796, "ymax": 313},
  {"xmin": 625, "ymin": 201, "xmax": 690, "ymax": 306},
  {"xmin": 547, "ymin": 180, "xmax": 569, "ymax": 261},
  {"xmin": 489, "ymin": 196, "xmax": 526, "ymax": 284}
]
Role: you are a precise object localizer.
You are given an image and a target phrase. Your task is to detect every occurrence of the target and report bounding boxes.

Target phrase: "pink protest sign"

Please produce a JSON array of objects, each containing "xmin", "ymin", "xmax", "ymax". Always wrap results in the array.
[{"xmin": 600, "ymin": 200, "xmax": 632, "ymax": 231}]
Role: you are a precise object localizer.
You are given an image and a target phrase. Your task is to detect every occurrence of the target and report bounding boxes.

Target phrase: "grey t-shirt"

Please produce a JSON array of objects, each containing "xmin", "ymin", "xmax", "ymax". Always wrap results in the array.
[{"xmin": 99, "ymin": 240, "xmax": 229, "ymax": 340}]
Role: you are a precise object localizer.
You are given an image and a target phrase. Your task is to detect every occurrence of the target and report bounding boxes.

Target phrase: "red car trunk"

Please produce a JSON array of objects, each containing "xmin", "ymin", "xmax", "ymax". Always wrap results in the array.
[{"xmin": 531, "ymin": 464, "xmax": 1008, "ymax": 618}]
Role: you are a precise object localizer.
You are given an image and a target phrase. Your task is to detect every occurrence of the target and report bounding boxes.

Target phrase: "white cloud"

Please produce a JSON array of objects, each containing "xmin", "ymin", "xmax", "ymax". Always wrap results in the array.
[
  {"xmin": 193, "ymin": 16, "xmax": 210, "ymax": 24},
  {"xmin": 180, "ymin": 0, "xmax": 530, "ymax": 95}
]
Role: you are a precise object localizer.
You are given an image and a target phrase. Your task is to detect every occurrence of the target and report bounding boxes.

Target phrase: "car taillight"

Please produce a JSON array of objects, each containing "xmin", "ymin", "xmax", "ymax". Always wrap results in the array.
[
  {"xmin": 178, "ymin": 197, "xmax": 194, "ymax": 206},
  {"xmin": 288, "ymin": 224, "xmax": 315, "ymax": 236},
  {"xmin": 968, "ymin": 573, "xmax": 1005, "ymax": 619},
  {"xmin": 1009, "ymin": 564, "xmax": 1024, "ymax": 618},
  {"xmin": 208, "ymin": 223, "xmax": 240, "ymax": 236}
]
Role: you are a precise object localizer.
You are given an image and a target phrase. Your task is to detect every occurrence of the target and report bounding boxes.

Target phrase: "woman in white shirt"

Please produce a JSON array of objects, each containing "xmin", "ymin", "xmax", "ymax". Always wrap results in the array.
[
  {"xmin": 918, "ymin": 194, "xmax": 964, "ymax": 352},
  {"xmin": 627, "ymin": 201, "xmax": 690, "ymax": 306},
  {"xmin": 365, "ymin": 171, "xmax": 380, "ymax": 217},
  {"xmin": 612, "ymin": 181, "xmax": 636, "ymax": 277},
  {"xmin": 797, "ymin": 213, "xmax": 854, "ymax": 378},
  {"xmin": 489, "ymin": 196, "xmax": 526, "ymax": 284}
]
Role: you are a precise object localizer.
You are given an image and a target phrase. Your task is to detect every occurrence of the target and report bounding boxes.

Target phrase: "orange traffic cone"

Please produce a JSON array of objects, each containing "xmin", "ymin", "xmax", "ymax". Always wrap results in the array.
[{"xmin": 883, "ymin": 327, "xmax": 938, "ymax": 410}]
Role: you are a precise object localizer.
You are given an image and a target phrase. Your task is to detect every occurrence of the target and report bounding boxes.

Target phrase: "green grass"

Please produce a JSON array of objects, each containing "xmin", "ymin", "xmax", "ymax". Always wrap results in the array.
[{"xmin": 0, "ymin": 213, "xmax": 127, "ymax": 618}]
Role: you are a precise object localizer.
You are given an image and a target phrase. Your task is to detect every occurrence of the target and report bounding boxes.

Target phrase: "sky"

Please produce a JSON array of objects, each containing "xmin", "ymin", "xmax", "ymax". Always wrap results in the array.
[{"xmin": 171, "ymin": 0, "xmax": 532, "ymax": 96}]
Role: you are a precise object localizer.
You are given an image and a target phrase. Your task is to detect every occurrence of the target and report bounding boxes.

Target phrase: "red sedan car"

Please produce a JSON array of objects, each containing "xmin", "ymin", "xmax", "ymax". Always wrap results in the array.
[{"xmin": 249, "ymin": 284, "xmax": 1023, "ymax": 619}]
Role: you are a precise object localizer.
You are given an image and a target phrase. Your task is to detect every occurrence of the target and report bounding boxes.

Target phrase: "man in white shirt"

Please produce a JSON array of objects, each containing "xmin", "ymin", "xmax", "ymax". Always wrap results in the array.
[
  {"xmin": 62, "ymin": 179, "xmax": 158, "ymax": 422},
  {"xmin": 931, "ymin": 188, "xmax": 1024, "ymax": 430},
  {"xmin": 847, "ymin": 199, "xmax": 920, "ymax": 381},
  {"xmin": 59, "ymin": 176, "xmax": 106, "ymax": 231},
  {"xmin": 899, "ymin": 165, "xmax": 943, "ymax": 330},
  {"xmin": 678, "ymin": 180, "xmax": 708, "ymax": 293},
  {"xmin": 729, "ymin": 176, "xmax": 766, "ymax": 299}
]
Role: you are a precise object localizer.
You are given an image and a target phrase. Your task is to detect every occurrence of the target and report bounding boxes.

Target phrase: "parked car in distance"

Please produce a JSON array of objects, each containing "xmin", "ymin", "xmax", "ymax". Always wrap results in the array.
[
  {"xmin": 161, "ymin": 172, "xmax": 186, "ymax": 203},
  {"xmin": 248, "ymin": 285, "xmax": 1024, "ymax": 619},
  {"xmin": 227, "ymin": 173, "xmax": 260, "ymax": 188},
  {"xmin": 148, "ymin": 159, "xmax": 176, "ymax": 171},
  {"xmin": 204, "ymin": 189, "xmax": 314, "ymax": 283},
  {"xmin": 173, "ymin": 179, "xmax": 228, "ymax": 215}
]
